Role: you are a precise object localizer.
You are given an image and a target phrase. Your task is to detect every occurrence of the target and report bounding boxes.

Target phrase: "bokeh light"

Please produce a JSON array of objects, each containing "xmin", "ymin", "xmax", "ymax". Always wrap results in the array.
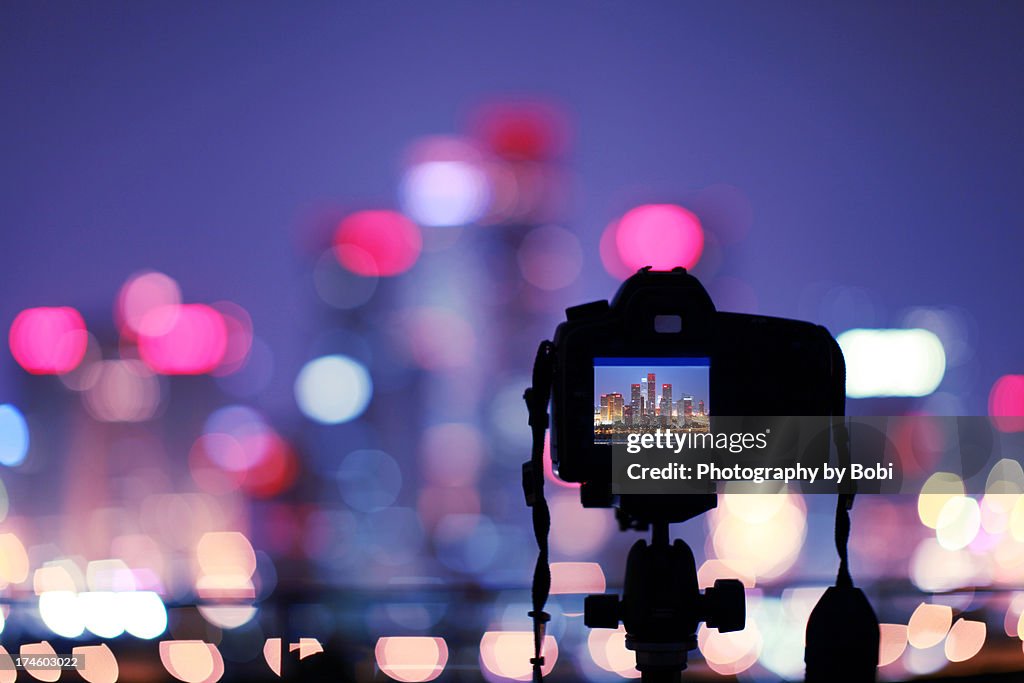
[
  {"xmin": 989, "ymin": 374, "xmax": 1024, "ymax": 432},
  {"xmin": 944, "ymin": 618, "xmax": 985, "ymax": 662},
  {"xmin": 879, "ymin": 623, "xmax": 908, "ymax": 667},
  {"xmin": 601, "ymin": 204, "xmax": 704, "ymax": 278},
  {"xmin": 194, "ymin": 407, "xmax": 298, "ymax": 498},
  {"xmin": 295, "ymin": 354, "xmax": 373, "ymax": 424},
  {"xmin": 160, "ymin": 641, "xmax": 224, "ymax": 683},
  {"xmin": 0, "ymin": 646, "xmax": 15, "ymax": 683},
  {"xmin": 549, "ymin": 562, "xmax": 606, "ymax": 595},
  {"xmin": 286, "ymin": 638, "xmax": 321, "ymax": 660},
  {"xmin": 587, "ymin": 625, "xmax": 639, "ymax": 678},
  {"xmin": 87, "ymin": 558, "xmax": 133, "ymax": 591},
  {"xmin": 210, "ymin": 301, "xmax": 254, "ymax": 376},
  {"xmin": 120, "ymin": 591, "xmax": 168, "ymax": 639},
  {"xmin": 755, "ymin": 593, "xmax": 818, "ymax": 679},
  {"xmin": 39, "ymin": 590, "xmax": 85, "ymax": 638},
  {"xmin": 905, "ymin": 644, "xmax": 948, "ymax": 676},
  {"xmin": 479, "ymin": 631, "xmax": 556, "ymax": 681},
  {"xmin": 0, "ymin": 404, "xmax": 29, "ymax": 467},
  {"xmin": 138, "ymin": 304, "xmax": 228, "ymax": 374},
  {"xmin": 237, "ymin": 432, "xmax": 298, "ymax": 498},
  {"xmin": 710, "ymin": 493, "xmax": 806, "ymax": 581},
  {"xmin": 197, "ymin": 605, "xmax": 258, "ymax": 629},
  {"xmin": 838, "ymin": 328, "xmax": 946, "ymax": 398},
  {"xmin": 333, "ymin": 210, "xmax": 422, "ymax": 277},
  {"xmin": 910, "ymin": 538, "xmax": 981, "ymax": 592},
  {"xmin": 8, "ymin": 306, "xmax": 88, "ymax": 374},
  {"xmin": 195, "ymin": 525, "xmax": 257, "ymax": 633},
  {"xmin": 982, "ymin": 463, "xmax": 1022, "ymax": 534},
  {"xmin": 471, "ymin": 101, "xmax": 568, "ymax": 161},
  {"xmin": 1009, "ymin": 497, "xmax": 1024, "ymax": 542},
  {"xmin": 697, "ymin": 619, "xmax": 762, "ymax": 676},
  {"xmin": 80, "ymin": 591, "xmax": 126, "ymax": 638},
  {"xmin": 34, "ymin": 561, "xmax": 166, "ymax": 643},
  {"xmin": 1003, "ymin": 593, "xmax": 1024, "ymax": 637},
  {"xmin": 116, "ymin": 271, "xmax": 182, "ymax": 338},
  {"xmin": 20, "ymin": 641, "xmax": 60, "ymax": 682},
  {"xmin": 34, "ymin": 561, "xmax": 82, "ymax": 593},
  {"xmin": 0, "ymin": 533, "xmax": 30, "ymax": 585},
  {"xmin": 900, "ymin": 306, "xmax": 974, "ymax": 368},
  {"xmin": 263, "ymin": 638, "xmax": 281, "ymax": 677},
  {"xmin": 918, "ymin": 472, "xmax": 966, "ymax": 529},
  {"xmin": 400, "ymin": 161, "xmax": 490, "ymax": 228},
  {"xmin": 375, "ymin": 636, "xmax": 448, "ymax": 682},
  {"xmin": 935, "ymin": 496, "xmax": 981, "ymax": 550},
  {"xmin": 697, "ymin": 559, "xmax": 755, "ymax": 589},
  {"xmin": 986, "ymin": 458, "xmax": 1024, "ymax": 493},
  {"xmin": 548, "ymin": 492, "xmax": 614, "ymax": 558},
  {"xmin": 56, "ymin": 331, "xmax": 102, "ymax": 391},
  {"xmin": 197, "ymin": 532, "xmax": 257, "ymax": 580},
  {"xmin": 82, "ymin": 360, "xmax": 162, "ymax": 422},
  {"xmin": 200, "ymin": 406, "xmax": 270, "ymax": 472},
  {"xmin": 907, "ymin": 603, "xmax": 953, "ymax": 649},
  {"xmin": 73, "ymin": 643, "xmax": 119, "ymax": 683}
]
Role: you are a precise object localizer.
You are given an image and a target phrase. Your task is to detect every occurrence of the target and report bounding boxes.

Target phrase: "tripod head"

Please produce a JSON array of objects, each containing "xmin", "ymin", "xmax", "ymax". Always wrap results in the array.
[{"xmin": 584, "ymin": 520, "xmax": 745, "ymax": 682}]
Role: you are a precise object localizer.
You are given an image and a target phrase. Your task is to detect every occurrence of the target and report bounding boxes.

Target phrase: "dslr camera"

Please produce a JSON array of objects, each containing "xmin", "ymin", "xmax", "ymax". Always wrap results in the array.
[{"xmin": 549, "ymin": 266, "xmax": 844, "ymax": 524}]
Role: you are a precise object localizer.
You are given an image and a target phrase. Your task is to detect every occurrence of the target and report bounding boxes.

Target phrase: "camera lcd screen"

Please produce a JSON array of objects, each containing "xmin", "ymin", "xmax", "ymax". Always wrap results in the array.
[{"xmin": 594, "ymin": 357, "xmax": 710, "ymax": 444}]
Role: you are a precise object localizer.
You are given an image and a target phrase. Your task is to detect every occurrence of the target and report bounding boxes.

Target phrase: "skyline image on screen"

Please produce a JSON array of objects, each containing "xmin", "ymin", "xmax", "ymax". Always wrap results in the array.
[{"xmin": 594, "ymin": 357, "xmax": 710, "ymax": 444}]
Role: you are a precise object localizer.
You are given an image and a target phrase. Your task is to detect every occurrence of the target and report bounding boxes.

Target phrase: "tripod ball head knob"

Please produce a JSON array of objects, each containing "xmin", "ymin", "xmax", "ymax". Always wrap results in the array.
[
  {"xmin": 584, "ymin": 593, "xmax": 621, "ymax": 629},
  {"xmin": 700, "ymin": 579, "xmax": 746, "ymax": 633}
]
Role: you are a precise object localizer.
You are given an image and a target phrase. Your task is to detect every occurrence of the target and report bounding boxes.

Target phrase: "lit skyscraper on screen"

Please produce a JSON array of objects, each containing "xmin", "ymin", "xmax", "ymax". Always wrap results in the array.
[
  {"xmin": 609, "ymin": 393, "xmax": 623, "ymax": 423},
  {"xmin": 661, "ymin": 383, "xmax": 672, "ymax": 426},
  {"xmin": 647, "ymin": 372, "xmax": 656, "ymax": 418},
  {"xmin": 597, "ymin": 392, "xmax": 624, "ymax": 424}
]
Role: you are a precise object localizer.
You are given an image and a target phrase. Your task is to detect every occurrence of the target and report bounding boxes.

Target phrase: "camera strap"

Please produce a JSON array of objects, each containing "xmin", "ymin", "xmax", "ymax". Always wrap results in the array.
[
  {"xmin": 832, "ymin": 417, "xmax": 854, "ymax": 588},
  {"xmin": 522, "ymin": 340, "xmax": 555, "ymax": 683},
  {"xmin": 830, "ymin": 337, "xmax": 855, "ymax": 588},
  {"xmin": 804, "ymin": 343, "xmax": 879, "ymax": 679}
]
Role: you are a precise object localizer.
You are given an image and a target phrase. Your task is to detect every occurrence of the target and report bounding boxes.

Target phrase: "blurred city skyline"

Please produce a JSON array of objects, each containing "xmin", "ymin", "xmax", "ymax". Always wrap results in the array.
[
  {"xmin": 1, "ymin": 2, "xmax": 1022, "ymax": 681},
  {"xmin": 3, "ymin": 2, "xmax": 1022, "ymax": 417}
]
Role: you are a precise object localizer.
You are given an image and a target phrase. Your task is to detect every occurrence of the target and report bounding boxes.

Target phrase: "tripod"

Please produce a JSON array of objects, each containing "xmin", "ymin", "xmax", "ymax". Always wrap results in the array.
[{"xmin": 583, "ymin": 519, "xmax": 745, "ymax": 682}]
